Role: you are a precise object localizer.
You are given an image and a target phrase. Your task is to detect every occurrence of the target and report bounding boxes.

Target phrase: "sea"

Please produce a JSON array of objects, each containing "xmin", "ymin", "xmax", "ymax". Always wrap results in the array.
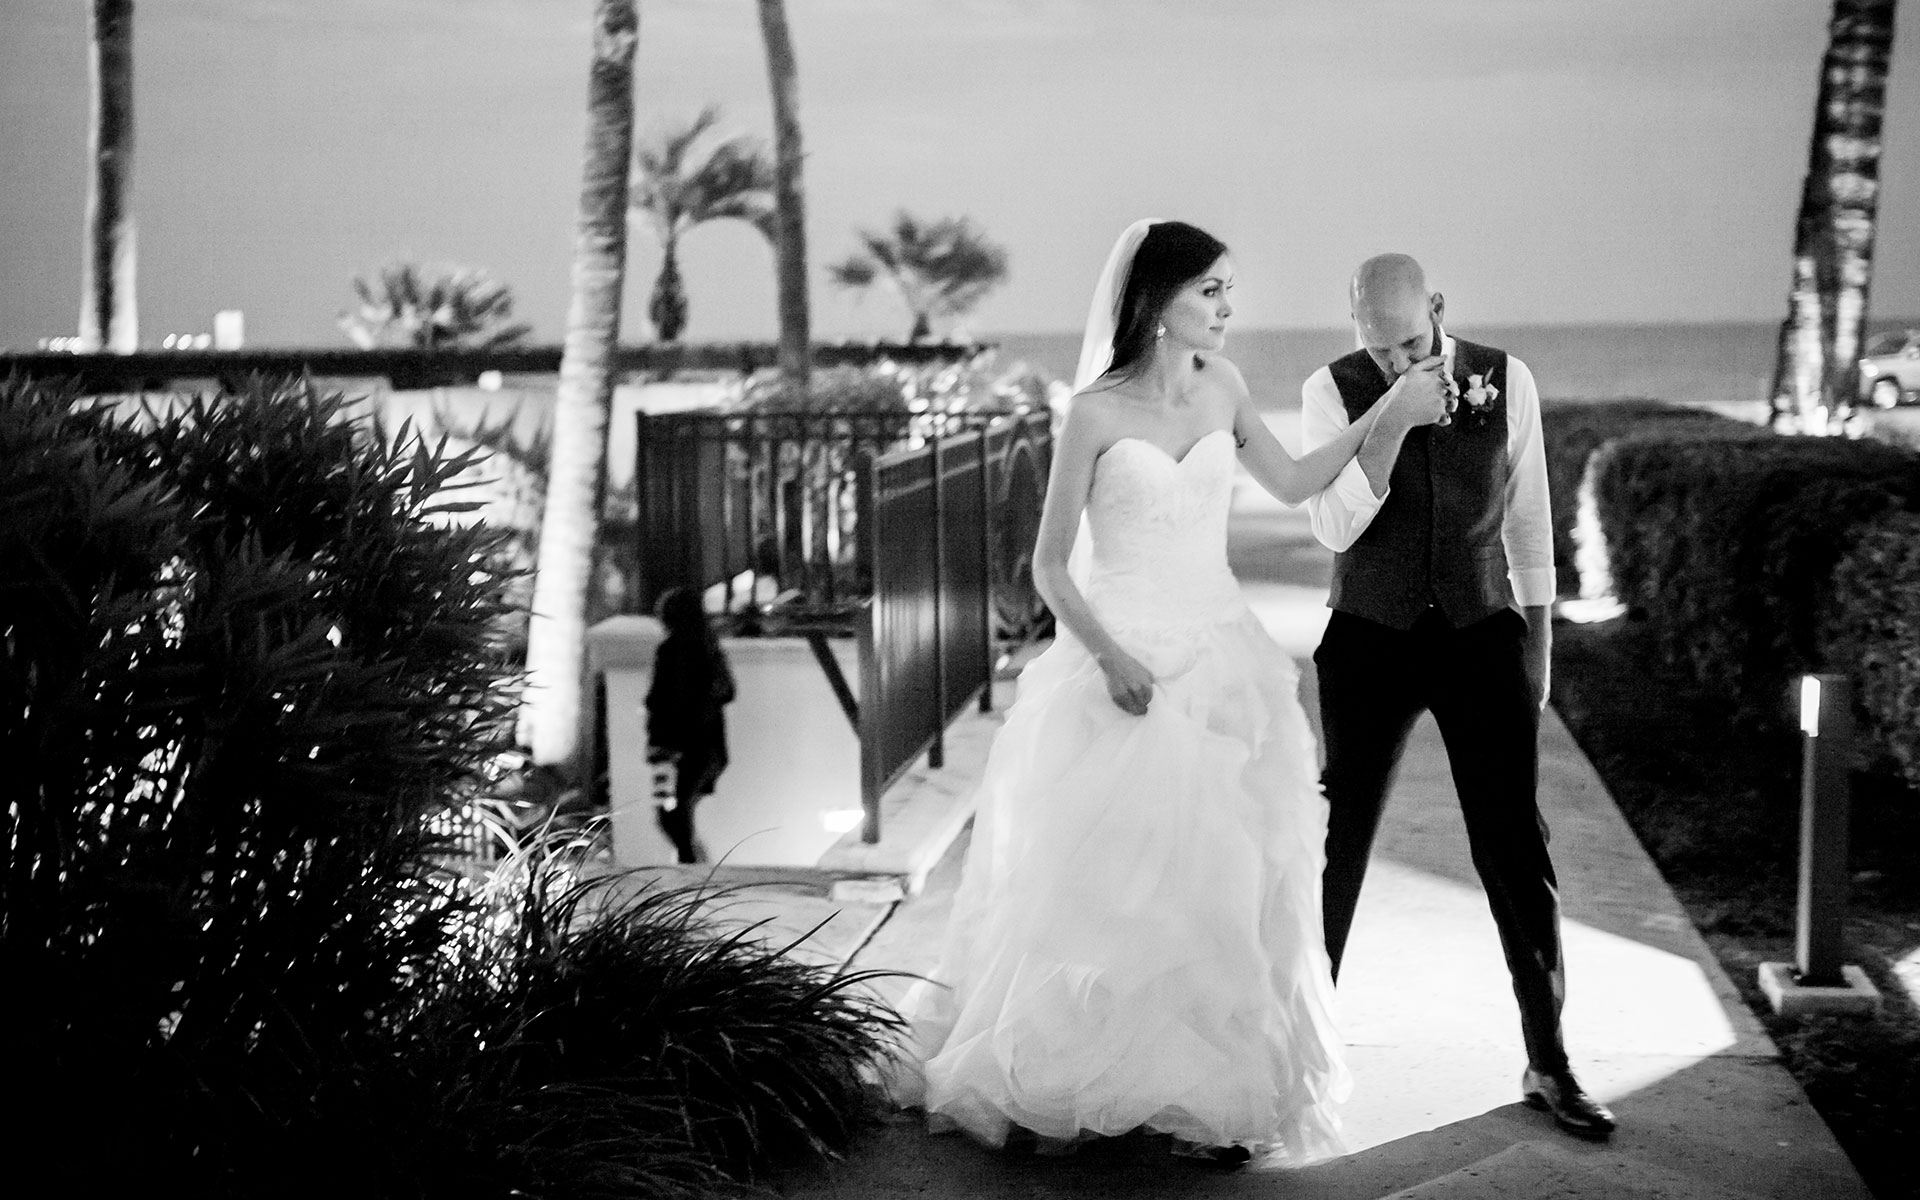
[{"xmin": 988, "ymin": 320, "xmax": 1920, "ymax": 414}]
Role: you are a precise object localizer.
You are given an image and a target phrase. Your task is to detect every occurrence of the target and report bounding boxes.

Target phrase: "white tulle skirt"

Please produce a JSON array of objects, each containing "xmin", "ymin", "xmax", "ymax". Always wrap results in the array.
[{"xmin": 889, "ymin": 604, "xmax": 1351, "ymax": 1165}]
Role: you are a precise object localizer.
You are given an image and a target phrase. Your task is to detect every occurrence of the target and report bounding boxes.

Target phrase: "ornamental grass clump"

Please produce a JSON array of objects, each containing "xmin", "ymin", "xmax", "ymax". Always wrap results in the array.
[{"xmin": 400, "ymin": 828, "xmax": 906, "ymax": 1199}]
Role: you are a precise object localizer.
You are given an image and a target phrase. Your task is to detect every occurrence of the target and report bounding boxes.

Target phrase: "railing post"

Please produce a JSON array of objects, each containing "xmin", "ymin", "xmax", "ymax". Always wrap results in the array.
[
  {"xmin": 978, "ymin": 426, "xmax": 995, "ymax": 714},
  {"xmin": 857, "ymin": 599, "xmax": 881, "ymax": 845},
  {"xmin": 633, "ymin": 410, "xmax": 654, "ymax": 611},
  {"xmin": 929, "ymin": 433, "xmax": 947, "ymax": 770}
]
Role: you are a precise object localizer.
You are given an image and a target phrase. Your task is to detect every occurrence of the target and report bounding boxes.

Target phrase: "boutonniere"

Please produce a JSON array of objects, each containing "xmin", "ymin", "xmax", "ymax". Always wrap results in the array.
[{"xmin": 1442, "ymin": 368, "xmax": 1500, "ymax": 426}]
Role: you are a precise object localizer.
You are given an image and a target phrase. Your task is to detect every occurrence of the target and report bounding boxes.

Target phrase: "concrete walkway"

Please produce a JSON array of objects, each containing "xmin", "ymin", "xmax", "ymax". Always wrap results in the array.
[{"xmin": 773, "ymin": 469, "xmax": 1872, "ymax": 1199}]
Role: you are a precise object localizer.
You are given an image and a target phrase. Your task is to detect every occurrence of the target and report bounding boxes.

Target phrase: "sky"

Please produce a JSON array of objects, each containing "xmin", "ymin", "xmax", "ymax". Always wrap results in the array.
[{"xmin": 2, "ymin": 0, "xmax": 1918, "ymax": 349}]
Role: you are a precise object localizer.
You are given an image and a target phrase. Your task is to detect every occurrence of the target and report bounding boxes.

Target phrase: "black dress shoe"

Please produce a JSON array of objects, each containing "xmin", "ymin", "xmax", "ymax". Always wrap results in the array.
[
  {"xmin": 1523, "ymin": 1067, "xmax": 1616, "ymax": 1138},
  {"xmin": 1171, "ymin": 1139, "xmax": 1253, "ymax": 1168}
]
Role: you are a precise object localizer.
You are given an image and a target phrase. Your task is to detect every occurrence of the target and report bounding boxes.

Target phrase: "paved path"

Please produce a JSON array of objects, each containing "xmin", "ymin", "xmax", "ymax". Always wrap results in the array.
[{"xmin": 777, "ymin": 465, "xmax": 1871, "ymax": 1199}]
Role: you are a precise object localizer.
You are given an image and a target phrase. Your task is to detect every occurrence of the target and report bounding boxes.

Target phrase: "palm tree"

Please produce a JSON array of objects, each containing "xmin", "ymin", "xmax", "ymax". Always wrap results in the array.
[
  {"xmin": 629, "ymin": 107, "xmax": 776, "ymax": 342},
  {"xmin": 520, "ymin": 0, "xmax": 639, "ymax": 771},
  {"xmin": 757, "ymin": 0, "xmax": 811, "ymax": 389},
  {"xmin": 79, "ymin": 0, "xmax": 136, "ymax": 353},
  {"xmin": 337, "ymin": 262, "xmax": 532, "ymax": 350},
  {"xmin": 827, "ymin": 212, "xmax": 1009, "ymax": 343},
  {"xmin": 1769, "ymin": 0, "xmax": 1898, "ymax": 435}
]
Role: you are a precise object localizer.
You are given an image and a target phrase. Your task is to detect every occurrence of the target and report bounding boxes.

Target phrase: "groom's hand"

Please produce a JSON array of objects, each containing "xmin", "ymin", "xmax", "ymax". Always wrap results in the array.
[
  {"xmin": 1097, "ymin": 649, "xmax": 1155, "ymax": 716},
  {"xmin": 1385, "ymin": 357, "xmax": 1453, "ymax": 429}
]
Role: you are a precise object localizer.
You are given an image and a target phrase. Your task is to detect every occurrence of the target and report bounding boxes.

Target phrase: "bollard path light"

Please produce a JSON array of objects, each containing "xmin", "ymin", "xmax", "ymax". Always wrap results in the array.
[{"xmin": 1756, "ymin": 674, "xmax": 1882, "ymax": 1017}]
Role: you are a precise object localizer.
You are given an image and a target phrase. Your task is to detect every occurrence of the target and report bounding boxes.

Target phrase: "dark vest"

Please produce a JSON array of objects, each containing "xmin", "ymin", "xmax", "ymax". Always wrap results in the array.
[{"xmin": 1326, "ymin": 338, "xmax": 1512, "ymax": 630}]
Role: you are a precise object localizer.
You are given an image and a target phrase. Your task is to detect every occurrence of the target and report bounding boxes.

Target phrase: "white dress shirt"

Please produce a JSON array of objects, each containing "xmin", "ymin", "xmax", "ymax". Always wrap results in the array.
[{"xmin": 1300, "ymin": 331, "xmax": 1556, "ymax": 609}]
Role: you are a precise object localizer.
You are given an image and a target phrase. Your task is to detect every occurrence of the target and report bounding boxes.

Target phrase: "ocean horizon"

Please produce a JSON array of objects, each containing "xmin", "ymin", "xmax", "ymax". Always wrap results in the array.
[{"xmin": 987, "ymin": 319, "xmax": 1920, "ymax": 412}]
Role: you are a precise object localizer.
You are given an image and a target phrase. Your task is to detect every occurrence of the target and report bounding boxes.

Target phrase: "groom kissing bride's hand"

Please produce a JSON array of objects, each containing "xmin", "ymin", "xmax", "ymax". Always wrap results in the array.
[
  {"xmin": 1380, "ymin": 353, "xmax": 1456, "ymax": 428},
  {"xmin": 1305, "ymin": 252, "xmax": 1615, "ymax": 1140}
]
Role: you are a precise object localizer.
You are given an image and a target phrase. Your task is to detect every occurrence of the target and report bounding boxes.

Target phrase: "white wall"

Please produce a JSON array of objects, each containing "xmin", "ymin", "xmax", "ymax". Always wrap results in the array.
[{"xmin": 593, "ymin": 624, "xmax": 864, "ymax": 868}]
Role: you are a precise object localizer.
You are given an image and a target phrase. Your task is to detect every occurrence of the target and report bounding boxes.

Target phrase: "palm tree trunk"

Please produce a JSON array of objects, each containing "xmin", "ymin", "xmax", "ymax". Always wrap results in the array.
[
  {"xmin": 520, "ymin": 0, "xmax": 640, "ymax": 769},
  {"xmin": 649, "ymin": 241, "xmax": 688, "ymax": 342},
  {"xmin": 758, "ymin": 0, "xmax": 810, "ymax": 388},
  {"xmin": 79, "ymin": 0, "xmax": 137, "ymax": 354},
  {"xmin": 1770, "ymin": 0, "xmax": 1896, "ymax": 434}
]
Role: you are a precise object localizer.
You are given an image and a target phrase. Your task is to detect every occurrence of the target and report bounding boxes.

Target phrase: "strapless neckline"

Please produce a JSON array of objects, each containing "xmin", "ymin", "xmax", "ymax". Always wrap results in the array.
[{"xmin": 1103, "ymin": 428, "xmax": 1235, "ymax": 468}]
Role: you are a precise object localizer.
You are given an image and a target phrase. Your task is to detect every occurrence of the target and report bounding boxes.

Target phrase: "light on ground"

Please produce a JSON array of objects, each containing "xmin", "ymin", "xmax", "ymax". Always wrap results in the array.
[{"xmin": 820, "ymin": 808, "xmax": 863, "ymax": 834}]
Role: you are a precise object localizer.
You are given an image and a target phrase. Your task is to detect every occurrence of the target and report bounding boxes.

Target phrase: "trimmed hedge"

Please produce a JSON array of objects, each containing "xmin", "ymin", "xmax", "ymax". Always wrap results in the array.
[
  {"xmin": 1539, "ymin": 399, "xmax": 1755, "ymax": 597},
  {"xmin": 1587, "ymin": 430, "xmax": 1920, "ymax": 724},
  {"xmin": 1821, "ymin": 509, "xmax": 1920, "ymax": 790},
  {"xmin": 1549, "ymin": 412, "xmax": 1920, "ymax": 782},
  {"xmin": 1540, "ymin": 396, "xmax": 1920, "ymax": 785}
]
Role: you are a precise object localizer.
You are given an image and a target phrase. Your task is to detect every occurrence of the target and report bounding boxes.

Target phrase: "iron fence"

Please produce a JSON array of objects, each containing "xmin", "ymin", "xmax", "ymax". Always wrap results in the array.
[
  {"xmin": 631, "ymin": 405, "xmax": 1053, "ymax": 843},
  {"xmin": 633, "ymin": 408, "xmax": 1052, "ymax": 644},
  {"xmin": 855, "ymin": 413, "xmax": 1052, "ymax": 839},
  {"xmin": 634, "ymin": 409, "xmax": 920, "ymax": 622}
]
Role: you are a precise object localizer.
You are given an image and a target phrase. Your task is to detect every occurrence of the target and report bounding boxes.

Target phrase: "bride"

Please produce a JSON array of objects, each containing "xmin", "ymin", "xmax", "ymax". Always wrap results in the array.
[{"xmin": 889, "ymin": 219, "xmax": 1448, "ymax": 1166}]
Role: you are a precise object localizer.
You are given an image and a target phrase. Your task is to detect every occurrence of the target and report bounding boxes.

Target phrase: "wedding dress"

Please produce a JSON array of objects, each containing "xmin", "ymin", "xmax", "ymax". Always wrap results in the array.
[{"xmin": 892, "ymin": 426, "xmax": 1351, "ymax": 1164}]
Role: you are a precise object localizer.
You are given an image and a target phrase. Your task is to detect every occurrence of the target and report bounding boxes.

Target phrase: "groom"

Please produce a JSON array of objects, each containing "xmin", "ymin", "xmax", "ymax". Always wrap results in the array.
[{"xmin": 1300, "ymin": 253, "xmax": 1614, "ymax": 1138}]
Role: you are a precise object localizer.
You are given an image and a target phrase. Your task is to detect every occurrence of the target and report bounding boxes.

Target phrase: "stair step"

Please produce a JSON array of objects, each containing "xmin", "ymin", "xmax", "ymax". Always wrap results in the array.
[{"xmin": 1379, "ymin": 1141, "xmax": 1766, "ymax": 1200}]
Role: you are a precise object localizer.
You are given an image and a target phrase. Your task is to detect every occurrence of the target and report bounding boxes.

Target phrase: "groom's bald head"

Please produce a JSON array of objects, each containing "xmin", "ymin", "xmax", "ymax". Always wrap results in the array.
[{"xmin": 1350, "ymin": 253, "xmax": 1444, "ymax": 378}]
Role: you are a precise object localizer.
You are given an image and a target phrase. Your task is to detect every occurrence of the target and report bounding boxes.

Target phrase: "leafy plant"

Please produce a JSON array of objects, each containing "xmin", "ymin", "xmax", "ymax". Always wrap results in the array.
[
  {"xmin": 3, "ymin": 373, "xmax": 909, "ymax": 1195},
  {"xmin": 2, "ymin": 373, "xmax": 522, "ymax": 1193},
  {"xmin": 339, "ymin": 261, "xmax": 533, "ymax": 350},
  {"xmin": 828, "ymin": 211, "xmax": 1009, "ymax": 343}
]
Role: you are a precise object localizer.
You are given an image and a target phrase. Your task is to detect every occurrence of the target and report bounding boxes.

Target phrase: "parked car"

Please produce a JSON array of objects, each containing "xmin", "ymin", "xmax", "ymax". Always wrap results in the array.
[{"xmin": 1859, "ymin": 328, "xmax": 1920, "ymax": 408}]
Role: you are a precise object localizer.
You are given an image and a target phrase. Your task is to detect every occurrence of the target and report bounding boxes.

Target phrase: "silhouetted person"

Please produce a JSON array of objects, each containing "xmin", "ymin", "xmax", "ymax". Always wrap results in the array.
[{"xmin": 646, "ymin": 588, "xmax": 735, "ymax": 864}]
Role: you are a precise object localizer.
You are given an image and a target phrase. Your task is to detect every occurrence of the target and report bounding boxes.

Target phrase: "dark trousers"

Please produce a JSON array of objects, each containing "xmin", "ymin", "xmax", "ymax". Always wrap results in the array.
[
  {"xmin": 1315, "ymin": 606, "xmax": 1568, "ymax": 1073},
  {"xmin": 653, "ymin": 744, "xmax": 723, "ymax": 864}
]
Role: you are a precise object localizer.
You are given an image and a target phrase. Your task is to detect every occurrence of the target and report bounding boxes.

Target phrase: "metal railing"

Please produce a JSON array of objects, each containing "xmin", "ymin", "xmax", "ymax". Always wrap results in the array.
[
  {"xmin": 631, "ymin": 405, "xmax": 1053, "ymax": 843},
  {"xmin": 633, "ymin": 407, "xmax": 1051, "ymax": 640},
  {"xmin": 634, "ymin": 409, "xmax": 925, "ymax": 622},
  {"xmin": 855, "ymin": 413, "xmax": 1052, "ymax": 839}
]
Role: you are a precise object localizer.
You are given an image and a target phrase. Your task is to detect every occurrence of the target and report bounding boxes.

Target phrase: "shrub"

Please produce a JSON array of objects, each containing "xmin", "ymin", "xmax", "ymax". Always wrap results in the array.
[
  {"xmin": 1538, "ymin": 399, "xmax": 1753, "ymax": 597},
  {"xmin": 1583, "ymin": 426, "xmax": 1920, "ymax": 729},
  {"xmin": 3, "ymin": 374, "xmax": 906, "ymax": 1196},
  {"xmin": 1821, "ymin": 509, "xmax": 1920, "ymax": 790},
  {"xmin": 2, "ymin": 374, "xmax": 521, "ymax": 1193}
]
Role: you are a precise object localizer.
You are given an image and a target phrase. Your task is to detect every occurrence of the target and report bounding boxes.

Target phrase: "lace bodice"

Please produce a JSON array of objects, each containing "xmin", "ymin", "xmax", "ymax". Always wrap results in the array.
[{"xmin": 1083, "ymin": 429, "xmax": 1244, "ymax": 631}]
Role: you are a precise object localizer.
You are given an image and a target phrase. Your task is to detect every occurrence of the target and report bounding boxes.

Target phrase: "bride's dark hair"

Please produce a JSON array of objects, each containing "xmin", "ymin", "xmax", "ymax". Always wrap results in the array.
[{"xmin": 1105, "ymin": 220, "xmax": 1228, "ymax": 381}]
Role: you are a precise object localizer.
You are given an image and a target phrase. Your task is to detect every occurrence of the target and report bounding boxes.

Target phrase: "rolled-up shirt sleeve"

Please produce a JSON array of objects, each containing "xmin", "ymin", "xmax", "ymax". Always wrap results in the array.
[
  {"xmin": 1301, "ymin": 365, "xmax": 1388, "ymax": 553},
  {"xmin": 1501, "ymin": 356, "xmax": 1556, "ymax": 607}
]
